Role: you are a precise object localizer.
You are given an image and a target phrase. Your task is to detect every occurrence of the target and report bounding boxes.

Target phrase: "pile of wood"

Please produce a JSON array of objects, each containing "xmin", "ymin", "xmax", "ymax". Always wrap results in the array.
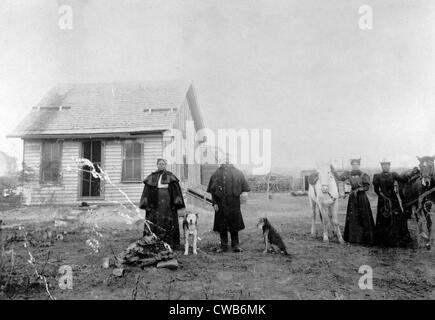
[
  {"xmin": 106, "ymin": 230, "xmax": 178, "ymax": 275},
  {"xmin": 116, "ymin": 234, "xmax": 174, "ymax": 267}
]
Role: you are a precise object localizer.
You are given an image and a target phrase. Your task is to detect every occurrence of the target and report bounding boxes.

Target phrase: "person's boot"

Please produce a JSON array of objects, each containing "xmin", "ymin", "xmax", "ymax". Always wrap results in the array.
[
  {"xmin": 231, "ymin": 232, "xmax": 242, "ymax": 252},
  {"xmin": 216, "ymin": 231, "xmax": 229, "ymax": 252},
  {"xmin": 232, "ymin": 245, "xmax": 243, "ymax": 252},
  {"xmin": 215, "ymin": 244, "xmax": 229, "ymax": 253}
]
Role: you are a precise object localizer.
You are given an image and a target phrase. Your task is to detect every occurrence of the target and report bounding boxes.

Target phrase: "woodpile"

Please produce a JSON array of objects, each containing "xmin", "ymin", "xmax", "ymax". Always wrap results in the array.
[
  {"xmin": 116, "ymin": 235, "xmax": 174, "ymax": 267},
  {"xmin": 105, "ymin": 229, "xmax": 178, "ymax": 274}
]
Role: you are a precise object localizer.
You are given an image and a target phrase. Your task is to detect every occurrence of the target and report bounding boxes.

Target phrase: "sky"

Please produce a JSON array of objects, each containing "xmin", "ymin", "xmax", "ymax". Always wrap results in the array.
[{"xmin": 1, "ymin": 0, "xmax": 435, "ymax": 172}]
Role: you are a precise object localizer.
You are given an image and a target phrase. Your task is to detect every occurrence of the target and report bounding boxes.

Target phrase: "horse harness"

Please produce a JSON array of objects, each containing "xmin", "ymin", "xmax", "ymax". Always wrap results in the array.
[
  {"xmin": 400, "ymin": 185, "xmax": 435, "ymax": 221},
  {"xmin": 310, "ymin": 175, "xmax": 338, "ymax": 202}
]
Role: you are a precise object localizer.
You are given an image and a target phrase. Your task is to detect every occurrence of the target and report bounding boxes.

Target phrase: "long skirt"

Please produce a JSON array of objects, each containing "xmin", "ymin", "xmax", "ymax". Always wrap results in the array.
[
  {"xmin": 374, "ymin": 197, "xmax": 411, "ymax": 247},
  {"xmin": 145, "ymin": 188, "xmax": 180, "ymax": 246},
  {"xmin": 344, "ymin": 191, "xmax": 375, "ymax": 245}
]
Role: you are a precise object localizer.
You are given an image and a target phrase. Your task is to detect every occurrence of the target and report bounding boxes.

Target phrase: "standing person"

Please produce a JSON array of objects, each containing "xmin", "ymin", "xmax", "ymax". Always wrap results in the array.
[
  {"xmin": 207, "ymin": 154, "xmax": 250, "ymax": 253},
  {"xmin": 139, "ymin": 158, "xmax": 185, "ymax": 248},
  {"xmin": 331, "ymin": 158, "xmax": 375, "ymax": 245},
  {"xmin": 373, "ymin": 158, "xmax": 411, "ymax": 247}
]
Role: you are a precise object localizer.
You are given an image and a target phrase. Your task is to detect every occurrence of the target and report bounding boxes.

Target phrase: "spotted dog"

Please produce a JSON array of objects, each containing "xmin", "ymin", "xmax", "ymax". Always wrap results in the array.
[{"xmin": 257, "ymin": 217, "xmax": 289, "ymax": 255}]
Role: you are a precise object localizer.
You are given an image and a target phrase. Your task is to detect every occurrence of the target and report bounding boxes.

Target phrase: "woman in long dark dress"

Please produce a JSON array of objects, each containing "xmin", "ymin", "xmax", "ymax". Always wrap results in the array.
[
  {"xmin": 373, "ymin": 159, "xmax": 411, "ymax": 247},
  {"xmin": 139, "ymin": 159, "xmax": 185, "ymax": 248},
  {"xmin": 332, "ymin": 158, "xmax": 375, "ymax": 245}
]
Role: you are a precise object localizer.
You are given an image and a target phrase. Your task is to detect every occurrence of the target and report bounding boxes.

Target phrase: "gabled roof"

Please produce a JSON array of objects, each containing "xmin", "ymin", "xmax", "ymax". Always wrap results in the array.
[{"xmin": 8, "ymin": 80, "xmax": 204, "ymax": 138}]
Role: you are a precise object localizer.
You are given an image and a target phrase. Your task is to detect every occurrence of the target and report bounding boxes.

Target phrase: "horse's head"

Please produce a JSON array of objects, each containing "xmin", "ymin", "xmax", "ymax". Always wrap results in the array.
[
  {"xmin": 316, "ymin": 162, "xmax": 336, "ymax": 194},
  {"xmin": 417, "ymin": 155, "xmax": 435, "ymax": 187}
]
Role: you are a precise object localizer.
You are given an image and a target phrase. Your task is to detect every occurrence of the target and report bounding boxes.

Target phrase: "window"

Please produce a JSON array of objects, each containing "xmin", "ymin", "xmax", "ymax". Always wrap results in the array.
[
  {"xmin": 40, "ymin": 141, "xmax": 62, "ymax": 183},
  {"xmin": 122, "ymin": 142, "xmax": 143, "ymax": 182}
]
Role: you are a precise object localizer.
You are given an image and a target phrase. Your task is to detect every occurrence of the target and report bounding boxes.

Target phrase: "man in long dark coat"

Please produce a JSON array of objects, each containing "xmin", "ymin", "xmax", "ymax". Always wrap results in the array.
[
  {"xmin": 139, "ymin": 159, "xmax": 185, "ymax": 248},
  {"xmin": 207, "ymin": 155, "xmax": 250, "ymax": 252},
  {"xmin": 373, "ymin": 158, "xmax": 411, "ymax": 247}
]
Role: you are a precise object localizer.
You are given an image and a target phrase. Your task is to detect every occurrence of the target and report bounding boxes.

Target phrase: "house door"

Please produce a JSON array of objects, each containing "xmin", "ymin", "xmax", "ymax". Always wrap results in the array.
[{"xmin": 81, "ymin": 140, "xmax": 102, "ymax": 197}]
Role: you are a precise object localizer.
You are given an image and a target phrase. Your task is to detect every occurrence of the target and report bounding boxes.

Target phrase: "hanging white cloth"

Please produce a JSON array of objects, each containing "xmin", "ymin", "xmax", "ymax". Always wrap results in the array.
[{"xmin": 157, "ymin": 173, "xmax": 169, "ymax": 189}]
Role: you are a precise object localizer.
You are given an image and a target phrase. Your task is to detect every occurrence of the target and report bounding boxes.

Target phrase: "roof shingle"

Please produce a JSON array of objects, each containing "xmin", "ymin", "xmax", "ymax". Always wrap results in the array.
[{"xmin": 8, "ymin": 80, "xmax": 192, "ymax": 137}]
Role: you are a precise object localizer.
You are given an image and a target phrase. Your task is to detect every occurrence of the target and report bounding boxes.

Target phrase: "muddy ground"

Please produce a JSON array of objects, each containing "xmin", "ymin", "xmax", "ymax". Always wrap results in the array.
[{"xmin": 0, "ymin": 193, "xmax": 434, "ymax": 300}]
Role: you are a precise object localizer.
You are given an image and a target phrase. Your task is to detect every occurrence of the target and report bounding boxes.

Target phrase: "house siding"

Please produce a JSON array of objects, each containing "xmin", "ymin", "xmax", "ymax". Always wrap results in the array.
[
  {"xmin": 103, "ymin": 134, "xmax": 163, "ymax": 204},
  {"xmin": 171, "ymin": 96, "xmax": 201, "ymax": 186},
  {"xmin": 22, "ymin": 139, "xmax": 80, "ymax": 205},
  {"xmin": 22, "ymin": 135, "xmax": 163, "ymax": 205}
]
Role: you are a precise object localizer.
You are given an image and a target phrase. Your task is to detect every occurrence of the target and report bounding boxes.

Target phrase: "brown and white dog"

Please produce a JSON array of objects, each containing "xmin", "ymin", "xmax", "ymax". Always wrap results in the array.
[
  {"xmin": 183, "ymin": 212, "xmax": 198, "ymax": 255},
  {"xmin": 257, "ymin": 217, "xmax": 289, "ymax": 255}
]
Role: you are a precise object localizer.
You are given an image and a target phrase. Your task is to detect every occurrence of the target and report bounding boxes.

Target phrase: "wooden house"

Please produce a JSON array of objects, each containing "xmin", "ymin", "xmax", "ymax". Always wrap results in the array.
[{"xmin": 7, "ymin": 80, "xmax": 208, "ymax": 205}]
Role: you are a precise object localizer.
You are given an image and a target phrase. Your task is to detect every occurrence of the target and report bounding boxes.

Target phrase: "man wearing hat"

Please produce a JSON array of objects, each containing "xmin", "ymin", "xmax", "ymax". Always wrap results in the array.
[
  {"xmin": 373, "ymin": 158, "xmax": 411, "ymax": 247},
  {"xmin": 207, "ymin": 153, "xmax": 250, "ymax": 253},
  {"xmin": 332, "ymin": 158, "xmax": 375, "ymax": 245}
]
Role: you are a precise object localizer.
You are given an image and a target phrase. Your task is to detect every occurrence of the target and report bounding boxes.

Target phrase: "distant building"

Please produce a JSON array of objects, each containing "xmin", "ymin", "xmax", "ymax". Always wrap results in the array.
[
  {"xmin": 300, "ymin": 169, "xmax": 317, "ymax": 191},
  {"xmin": 0, "ymin": 151, "xmax": 17, "ymax": 176}
]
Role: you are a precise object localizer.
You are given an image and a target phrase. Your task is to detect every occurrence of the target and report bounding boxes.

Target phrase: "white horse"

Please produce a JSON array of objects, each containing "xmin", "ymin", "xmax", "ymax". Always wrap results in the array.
[{"xmin": 308, "ymin": 163, "xmax": 344, "ymax": 244}]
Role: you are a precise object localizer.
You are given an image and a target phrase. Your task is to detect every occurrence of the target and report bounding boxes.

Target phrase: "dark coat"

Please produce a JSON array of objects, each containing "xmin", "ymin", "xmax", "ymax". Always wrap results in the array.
[
  {"xmin": 139, "ymin": 170, "xmax": 185, "ymax": 246},
  {"xmin": 334, "ymin": 169, "xmax": 375, "ymax": 245},
  {"xmin": 207, "ymin": 164, "xmax": 250, "ymax": 233},
  {"xmin": 373, "ymin": 172, "xmax": 411, "ymax": 247}
]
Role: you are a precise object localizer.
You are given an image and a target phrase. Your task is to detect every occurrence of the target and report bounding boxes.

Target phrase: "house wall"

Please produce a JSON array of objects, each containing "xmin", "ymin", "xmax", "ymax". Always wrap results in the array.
[
  {"xmin": 171, "ymin": 95, "xmax": 202, "ymax": 187},
  {"xmin": 104, "ymin": 134, "xmax": 162, "ymax": 204},
  {"xmin": 22, "ymin": 139, "xmax": 80, "ymax": 205},
  {"xmin": 22, "ymin": 134, "xmax": 164, "ymax": 205},
  {"xmin": 201, "ymin": 164, "xmax": 218, "ymax": 186}
]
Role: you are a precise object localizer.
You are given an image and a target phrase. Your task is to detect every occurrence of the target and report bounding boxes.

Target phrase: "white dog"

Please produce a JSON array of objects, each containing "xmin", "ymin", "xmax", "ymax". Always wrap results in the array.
[{"xmin": 183, "ymin": 212, "xmax": 198, "ymax": 255}]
